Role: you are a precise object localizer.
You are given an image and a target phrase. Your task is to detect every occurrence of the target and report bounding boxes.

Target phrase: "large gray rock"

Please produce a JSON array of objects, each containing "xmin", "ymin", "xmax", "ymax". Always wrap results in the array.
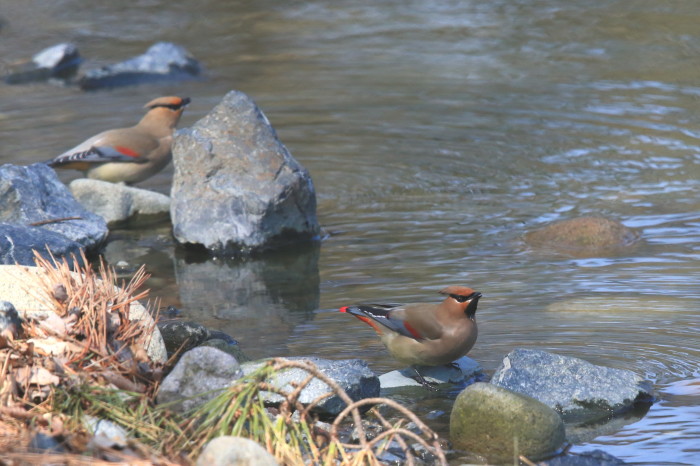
[
  {"xmin": 157, "ymin": 346, "xmax": 242, "ymax": 413},
  {"xmin": 171, "ymin": 90, "xmax": 320, "ymax": 255},
  {"xmin": 450, "ymin": 382, "xmax": 566, "ymax": 463},
  {"xmin": 491, "ymin": 349, "xmax": 653, "ymax": 421},
  {"xmin": 78, "ymin": 42, "xmax": 200, "ymax": 90},
  {"xmin": 196, "ymin": 436, "xmax": 278, "ymax": 466},
  {"xmin": 240, "ymin": 357, "xmax": 379, "ymax": 416},
  {"xmin": 0, "ymin": 163, "xmax": 108, "ymax": 264},
  {"xmin": 70, "ymin": 179, "xmax": 170, "ymax": 228},
  {"xmin": 4, "ymin": 43, "xmax": 81, "ymax": 84}
]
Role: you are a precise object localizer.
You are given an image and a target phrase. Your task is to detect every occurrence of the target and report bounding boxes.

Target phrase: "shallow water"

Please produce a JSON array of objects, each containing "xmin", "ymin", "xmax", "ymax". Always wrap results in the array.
[{"xmin": 2, "ymin": 0, "xmax": 700, "ymax": 462}]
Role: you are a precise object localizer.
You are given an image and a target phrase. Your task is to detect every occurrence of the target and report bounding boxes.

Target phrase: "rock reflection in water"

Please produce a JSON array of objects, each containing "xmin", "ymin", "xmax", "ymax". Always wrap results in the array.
[{"xmin": 173, "ymin": 244, "xmax": 320, "ymax": 359}]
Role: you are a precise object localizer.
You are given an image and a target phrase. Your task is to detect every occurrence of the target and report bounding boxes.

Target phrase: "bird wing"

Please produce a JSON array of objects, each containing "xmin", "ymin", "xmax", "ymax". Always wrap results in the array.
[
  {"xmin": 47, "ymin": 129, "xmax": 157, "ymax": 167},
  {"xmin": 341, "ymin": 304, "xmax": 433, "ymax": 341},
  {"xmin": 47, "ymin": 145, "xmax": 150, "ymax": 168}
]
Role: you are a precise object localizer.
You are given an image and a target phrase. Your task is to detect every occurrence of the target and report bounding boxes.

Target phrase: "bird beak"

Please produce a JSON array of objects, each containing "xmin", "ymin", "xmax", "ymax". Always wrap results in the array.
[
  {"xmin": 181, "ymin": 97, "xmax": 191, "ymax": 107},
  {"xmin": 465, "ymin": 292, "xmax": 482, "ymax": 319}
]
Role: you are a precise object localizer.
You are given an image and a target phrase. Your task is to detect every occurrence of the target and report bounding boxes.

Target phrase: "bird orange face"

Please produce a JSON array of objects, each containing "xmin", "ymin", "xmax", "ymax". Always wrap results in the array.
[{"xmin": 441, "ymin": 287, "xmax": 481, "ymax": 319}]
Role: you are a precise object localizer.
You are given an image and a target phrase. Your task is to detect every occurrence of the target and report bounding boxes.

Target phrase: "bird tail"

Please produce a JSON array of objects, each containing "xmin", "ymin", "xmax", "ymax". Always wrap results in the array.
[{"xmin": 339, "ymin": 306, "xmax": 385, "ymax": 335}]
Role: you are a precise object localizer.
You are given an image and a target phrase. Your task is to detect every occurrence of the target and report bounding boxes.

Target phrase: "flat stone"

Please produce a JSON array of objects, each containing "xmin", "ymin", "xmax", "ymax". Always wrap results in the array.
[
  {"xmin": 171, "ymin": 90, "xmax": 320, "ymax": 255},
  {"xmin": 450, "ymin": 382, "xmax": 566, "ymax": 463},
  {"xmin": 490, "ymin": 348, "xmax": 654, "ymax": 422},
  {"xmin": 70, "ymin": 179, "xmax": 170, "ymax": 228},
  {"xmin": 240, "ymin": 357, "xmax": 379, "ymax": 416},
  {"xmin": 379, "ymin": 356, "xmax": 484, "ymax": 390}
]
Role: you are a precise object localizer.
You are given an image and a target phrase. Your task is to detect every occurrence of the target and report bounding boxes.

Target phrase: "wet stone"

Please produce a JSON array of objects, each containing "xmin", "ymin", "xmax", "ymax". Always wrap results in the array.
[
  {"xmin": 4, "ymin": 43, "xmax": 81, "ymax": 84},
  {"xmin": 490, "ymin": 348, "xmax": 654, "ymax": 422},
  {"xmin": 240, "ymin": 357, "xmax": 379, "ymax": 416},
  {"xmin": 78, "ymin": 42, "xmax": 200, "ymax": 90},
  {"xmin": 171, "ymin": 90, "xmax": 320, "ymax": 255}
]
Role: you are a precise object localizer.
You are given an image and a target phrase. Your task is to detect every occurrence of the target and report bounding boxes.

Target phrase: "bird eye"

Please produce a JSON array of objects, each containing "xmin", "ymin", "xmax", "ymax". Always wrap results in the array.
[{"xmin": 450, "ymin": 292, "xmax": 479, "ymax": 303}]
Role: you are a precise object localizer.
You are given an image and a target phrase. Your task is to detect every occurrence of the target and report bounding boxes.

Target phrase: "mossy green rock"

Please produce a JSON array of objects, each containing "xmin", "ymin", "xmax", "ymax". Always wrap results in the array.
[{"xmin": 450, "ymin": 383, "xmax": 565, "ymax": 463}]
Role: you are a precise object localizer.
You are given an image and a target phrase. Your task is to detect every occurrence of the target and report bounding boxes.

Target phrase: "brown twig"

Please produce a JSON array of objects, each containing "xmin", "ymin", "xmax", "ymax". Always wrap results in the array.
[{"xmin": 27, "ymin": 216, "xmax": 83, "ymax": 227}]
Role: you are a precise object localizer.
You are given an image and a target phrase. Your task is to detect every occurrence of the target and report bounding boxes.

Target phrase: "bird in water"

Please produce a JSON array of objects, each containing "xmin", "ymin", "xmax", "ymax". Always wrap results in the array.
[
  {"xmin": 340, "ymin": 285, "xmax": 481, "ymax": 390},
  {"xmin": 46, "ymin": 96, "xmax": 190, "ymax": 184}
]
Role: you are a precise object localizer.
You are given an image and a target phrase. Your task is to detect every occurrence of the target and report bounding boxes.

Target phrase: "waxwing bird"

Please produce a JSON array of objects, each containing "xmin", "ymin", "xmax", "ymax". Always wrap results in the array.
[
  {"xmin": 46, "ymin": 96, "xmax": 190, "ymax": 184},
  {"xmin": 340, "ymin": 286, "xmax": 481, "ymax": 389}
]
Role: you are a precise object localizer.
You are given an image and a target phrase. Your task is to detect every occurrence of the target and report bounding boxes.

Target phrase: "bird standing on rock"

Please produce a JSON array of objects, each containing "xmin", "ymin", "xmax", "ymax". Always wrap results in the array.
[
  {"xmin": 46, "ymin": 96, "xmax": 190, "ymax": 184},
  {"xmin": 340, "ymin": 286, "xmax": 481, "ymax": 389}
]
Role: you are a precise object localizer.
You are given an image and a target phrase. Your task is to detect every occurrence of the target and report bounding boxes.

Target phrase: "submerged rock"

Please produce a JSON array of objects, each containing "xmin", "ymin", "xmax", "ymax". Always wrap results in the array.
[
  {"xmin": 542, "ymin": 449, "xmax": 626, "ymax": 465},
  {"xmin": 157, "ymin": 320, "xmax": 210, "ymax": 356},
  {"xmin": 240, "ymin": 357, "xmax": 379, "ymax": 416},
  {"xmin": 0, "ymin": 163, "xmax": 107, "ymax": 265},
  {"xmin": 4, "ymin": 43, "xmax": 81, "ymax": 84},
  {"xmin": 196, "ymin": 436, "xmax": 278, "ymax": 466},
  {"xmin": 70, "ymin": 179, "xmax": 170, "ymax": 228},
  {"xmin": 157, "ymin": 320, "xmax": 244, "ymax": 361},
  {"xmin": 490, "ymin": 348, "xmax": 653, "ymax": 422},
  {"xmin": 524, "ymin": 216, "xmax": 639, "ymax": 256},
  {"xmin": 78, "ymin": 42, "xmax": 200, "ymax": 90},
  {"xmin": 450, "ymin": 382, "xmax": 566, "ymax": 463},
  {"xmin": 157, "ymin": 346, "xmax": 242, "ymax": 413},
  {"xmin": 171, "ymin": 90, "xmax": 320, "ymax": 255}
]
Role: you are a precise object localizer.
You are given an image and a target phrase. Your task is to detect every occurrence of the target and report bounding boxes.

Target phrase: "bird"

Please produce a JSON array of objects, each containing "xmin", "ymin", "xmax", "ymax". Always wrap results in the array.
[
  {"xmin": 46, "ymin": 96, "xmax": 190, "ymax": 184},
  {"xmin": 340, "ymin": 286, "xmax": 481, "ymax": 389}
]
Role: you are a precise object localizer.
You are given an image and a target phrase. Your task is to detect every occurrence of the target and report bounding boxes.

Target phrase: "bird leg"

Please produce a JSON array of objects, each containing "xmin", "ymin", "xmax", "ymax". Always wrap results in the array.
[{"xmin": 411, "ymin": 366, "xmax": 440, "ymax": 392}]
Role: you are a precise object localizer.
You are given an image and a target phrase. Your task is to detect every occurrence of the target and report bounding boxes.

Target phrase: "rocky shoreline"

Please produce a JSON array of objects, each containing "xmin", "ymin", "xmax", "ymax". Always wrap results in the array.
[{"xmin": 0, "ymin": 90, "xmax": 652, "ymax": 464}]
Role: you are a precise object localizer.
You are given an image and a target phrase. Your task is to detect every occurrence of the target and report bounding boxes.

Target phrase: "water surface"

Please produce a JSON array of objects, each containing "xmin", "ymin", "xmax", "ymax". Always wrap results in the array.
[{"xmin": 2, "ymin": 0, "xmax": 699, "ymax": 462}]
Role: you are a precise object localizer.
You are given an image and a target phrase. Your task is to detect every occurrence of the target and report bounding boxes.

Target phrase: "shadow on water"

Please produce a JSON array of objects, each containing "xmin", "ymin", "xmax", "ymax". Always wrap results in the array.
[{"xmin": 172, "ymin": 243, "xmax": 321, "ymax": 359}]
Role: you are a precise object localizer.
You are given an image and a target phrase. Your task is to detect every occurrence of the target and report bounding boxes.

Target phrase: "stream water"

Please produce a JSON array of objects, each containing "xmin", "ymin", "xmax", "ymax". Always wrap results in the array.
[{"xmin": 2, "ymin": 0, "xmax": 699, "ymax": 463}]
